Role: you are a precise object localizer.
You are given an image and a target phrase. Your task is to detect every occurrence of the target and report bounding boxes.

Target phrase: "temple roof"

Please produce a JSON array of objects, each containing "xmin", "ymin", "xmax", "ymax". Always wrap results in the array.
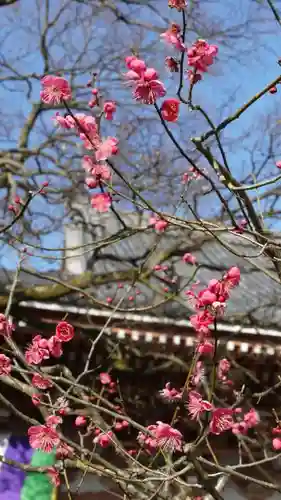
[{"xmin": 1, "ymin": 211, "xmax": 281, "ymax": 352}]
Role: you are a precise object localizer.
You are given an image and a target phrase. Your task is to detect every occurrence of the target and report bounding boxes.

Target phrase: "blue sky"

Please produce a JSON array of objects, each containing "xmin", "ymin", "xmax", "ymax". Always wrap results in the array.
[{"xmin": 1, "ymin": 0, "xmax": 281, "ymax": 270}]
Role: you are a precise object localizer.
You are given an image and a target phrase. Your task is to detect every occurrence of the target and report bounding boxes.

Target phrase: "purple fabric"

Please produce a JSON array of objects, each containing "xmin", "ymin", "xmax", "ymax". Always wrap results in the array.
[{"xmin": 0, "ymin": 436, "xmax": 33, "ymax": 499}]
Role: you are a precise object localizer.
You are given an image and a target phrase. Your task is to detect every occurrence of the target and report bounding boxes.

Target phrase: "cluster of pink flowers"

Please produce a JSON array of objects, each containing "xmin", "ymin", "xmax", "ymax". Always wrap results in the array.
[
  {"xmin": 188, "ymin": 395, "xmax": 235, "ymax": 435},
  {"xmin": 54, "ymin": 109, "xmax": 117, "ymax": 211},
  {"xmin": 25, "ymin": 321, "xmax": 74, "ymax": 365},
  {"xmin": 114, "ymin": 420, "xmax": 129, "ymax": 431},
  {"xmin": 32, "ymin": 373, "xmax": 53, "ymax": 389},
  {"xmin": 138, "ymin": 421, "xmax": 183, "ymax": 452},
  {"xmin": 187, "ymin": 40, "xmax": 218, "ymax": 73},
  {"xmin": 187, "ymin": 390, "xmax": 259, "ymax": 436},
  {"xmin": 159, "ymin": 21, "xmax": 218, "ymax": 84},
  {"xmin": 187, "ymin": 266, "xmax": 240, "ymax": 342},
  {"xmin": 124, "ymin": 56, "xmax": 166, "ymax": 104},
  {"xmin": 186, "ymin": 39, "xmax": 218, "ymax": 83},
  {"xmin": 232, "ymin": 408, "xmax": 260, "ymax": 436},
  {"xmin": 40, "ymin": 76, "xmax": 118, "ymax": 214}
]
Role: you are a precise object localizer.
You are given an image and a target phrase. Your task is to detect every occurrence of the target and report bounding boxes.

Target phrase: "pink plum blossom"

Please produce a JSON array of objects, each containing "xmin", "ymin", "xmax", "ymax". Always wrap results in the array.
[
  {"xmin": 95, "ymin": 137, "xmax": 119, "ymax": 161},
  {"xmin": 187, "ymin": 391, "xmax": 213, "ymax": 420},
  {"xmin": 56, "ymin": 321, "xmax": 74, "ymax": 342},
  {"xmin": 103, "ymin": 101, "xmax": 116, "ymax": 120},
  {"xmin": 93, "ymin": 431, "xmax": 113, "ymax": 448},
  {"xmin": 187, "ymin": 40, "xmax": 218, "ymax": 73},
  {"xmin": 209, "ymin": 408, "xmax": 234, "ymax": 435},
  {"xmin": 168, "ymin": 0, "xmax": 187, "ymax": 9},
  {"xmin": 47, "ymin": 467, "xmax": 60, "ymax": 487},
  {"xmin": 28, "ymin": 422, "xmax": 60, "ymax": 452},
  {"xmin": 91, "ymin": 193, "xmax": 112, "ymax": 212},
  {"xmin": 0, "ymin": 354, "xmax": 11, "ymax": 376},
  {"xmin": 159, "ymin": 382, "xmax": 182, "ymax": 402},
  {"xmin": 149, "ymin": 215, "xmax": 169, "ymax": 232},
  {"xmin": 138, "ymin": 421, "xmax": 183, "ymax": 452},
  {"xmin": 32, "ymin": 374, "xmax": 53, "ymax": 390},
  {"xmin": 160, "ymin": 98, "xmax": 180, "ymax": 122},
  {"xmin": 100, "ymin": 372, "xmax": 112, "ymax": 384},
  {"xmin": 25, "ymin": 335, "xmax": 50, "ymax": 365},
  {"xmin": 48, "ymin": 336, "xmax": 63, "ymax": 358},
  {"xmin": 160, "ymin": 24, "xmax": 185, "ymax": 52},
  {"xmin": 0, "ymin": 314, "xmax": 13, "ymax": 337},
  {"xmin": 182, "ymin": 253, "xmax": 197, "ymax": 265},
  {"xmin": 40, "ymin": 75, "xmax": 72, "ymax": 105},
  {"xmin": 124, "ymin": 57, "xmax": 166, "ymax": 104}
]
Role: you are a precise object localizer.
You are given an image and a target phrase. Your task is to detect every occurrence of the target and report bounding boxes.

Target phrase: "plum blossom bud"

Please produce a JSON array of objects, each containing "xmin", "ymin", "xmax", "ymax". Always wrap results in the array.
[
  {"xmin": 93, "ymin": 431, "xmax": 113, "ymax": 448},
  {"xmin": 165, "ymin": 56, "xmax": 179, "ymax": 72},
  {"xmin": 273, "ymin": 438, "xmax": 281, "ymax": 450},
  {"xmin": 100, "ymin": 372, "xmax": 112, "ymax": 384},
  {"xmin": 182, "ymin": 253, "xmax": 196, "ymax": 265},
  {"xmin": 0, "ymin": 314, "xmax": 13, "ymax": 337}
]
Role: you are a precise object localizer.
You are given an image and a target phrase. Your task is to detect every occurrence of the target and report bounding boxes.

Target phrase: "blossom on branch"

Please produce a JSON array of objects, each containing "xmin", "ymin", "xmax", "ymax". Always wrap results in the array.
[
  {"xmin": 159, "ymin": 382, "xmax": 183, "ymax": 402},
  {"xmin": 160, "ymin": 98, "xmax": 180, "ymax": 122},
  {"xmin": 25, "ymin": 335, "xmax": 50, "ymax": 365},
  {"xmin": 32, "ymin": 374, "xmax": 53, "ymax": 389},
  {"xmin": 93, "ymin": 431, "xmax": 113, "ymax": 448},
  {"xmin": 95, "ymin": 137, "xmax": 119, "ymax": 161},
  {"xmin": 91, "ymin": 193, "xmax": 112, "ymax": 212},
  {"xmin": 168, "ymin": 0, "xmax": 187, "ymax": 10},
  {"xmin": 138, "ymin": 421, "xmax": 183, "ymax": 452},
  {"xmin": 28, "ymin": 420, "xmax": 60, "ymax": 452},
  {"xmin": 165, "ymin": 56, "xmax": 179, "ymax": 72},
  {"xmin": 182, "ymin": 253, "xmax": 197, "ymax": 265},
  {"xmin": 209, "ymin": 408, "xmax": 234, "ymax": 435},
  {"xmin": 160, "ymin": 24, "xmax": 185, "ymax": 52},
  {"xmin": 103, "ymin": 101, "xmax": 116, "ymax": 120},
  {"xmin": 187, "ymin": 391, "xmax": 213, "ymax": 420},
  {"xmin": 187, "ymin": 40, "xmax": 218, "ymax": 73},
  {"xmin": 0, "ymin": 314, "xmax": 13, "ymax": 337},
  {"xmin": 100, "ymin": 372, "xmax": 112, "ymax": 384},
  {"xmin": 56, "ymin": 321, "xmax": 74, "ymax": 342},
  {"xmin": 48, "ymin": 336, "xmax": 63, "ymax": 358},
  {"xmin": 47, "ymin": 467, "xmax": 60, "ymax": 487},
  {"xmin": 149, "ymin": 215, "xmax": 169, "ymax": 232},
  {"xmin": 0, "ymin": 354, "xmax": 11, "ymax": 375},
  {"xmin": 124, "ymin": 56, "xmax": 166, "ymax": 104},
  {"xmin": 40, "ymin": 75, "xmax": 72, "ymax": 105}
]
